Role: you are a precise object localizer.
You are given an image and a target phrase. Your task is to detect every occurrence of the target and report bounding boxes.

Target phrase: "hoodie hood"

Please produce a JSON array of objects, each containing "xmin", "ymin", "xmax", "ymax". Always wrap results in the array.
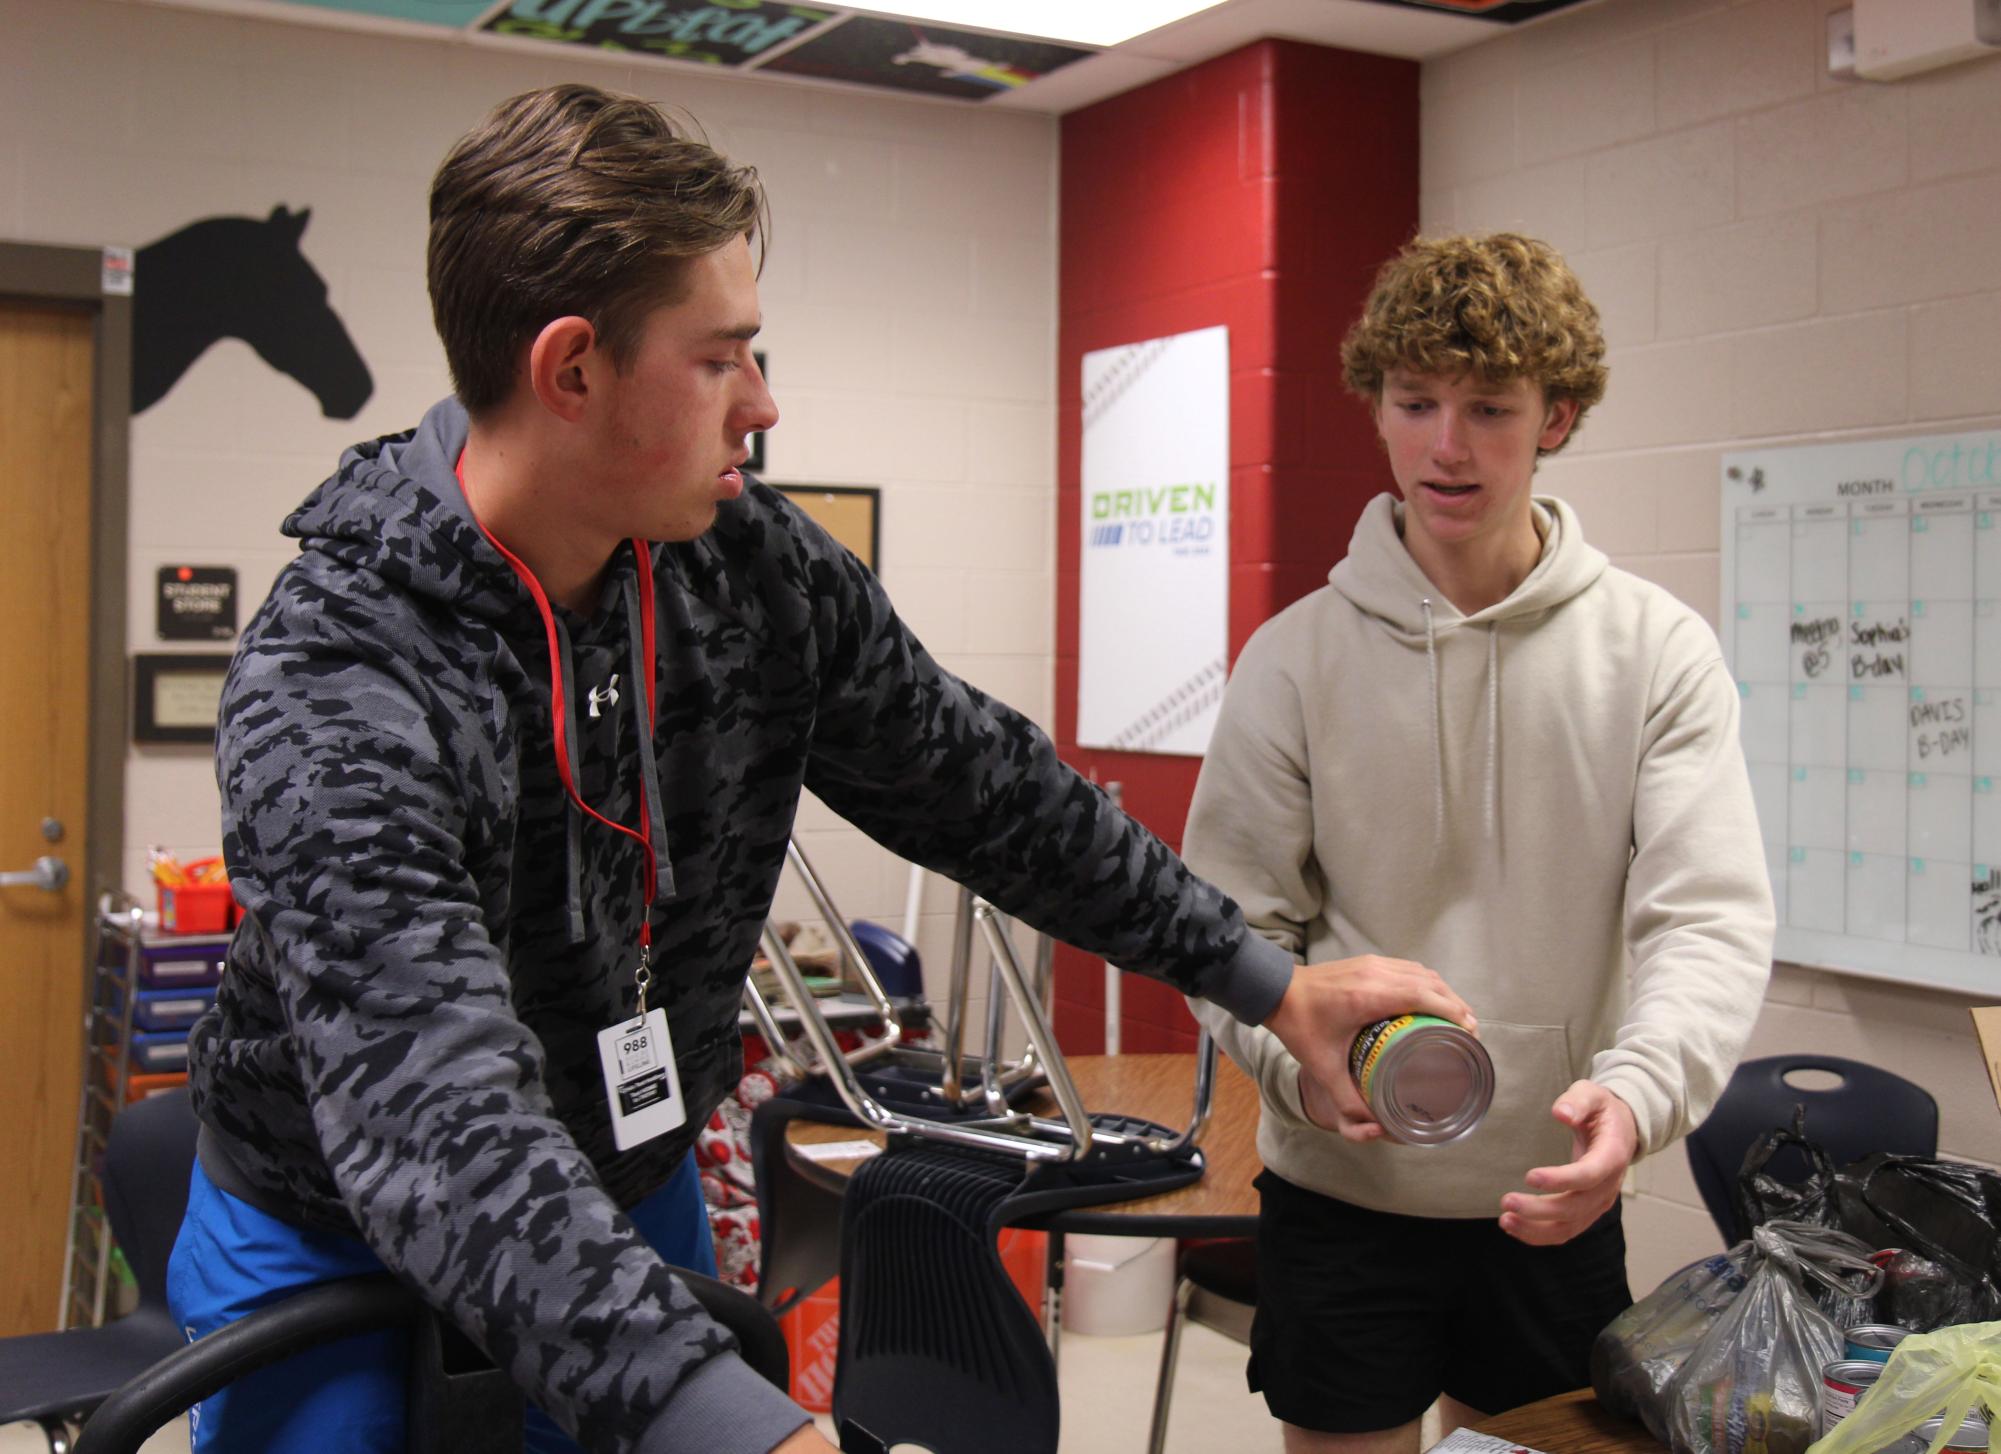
[
  {"xmin": 1328, "ymin": 492, "xmax": 1608, "ymax": 634},
  {"xmin": 281, "ymin": 396, "xmax": 667, "ymax": 945},
  {"xmin": 283, "ymin": 396, "xmax": 535, "ymax": 628},
  {"xmin": 1329, "ymin": 493, "xmax": 1609, "ymax": 847}
]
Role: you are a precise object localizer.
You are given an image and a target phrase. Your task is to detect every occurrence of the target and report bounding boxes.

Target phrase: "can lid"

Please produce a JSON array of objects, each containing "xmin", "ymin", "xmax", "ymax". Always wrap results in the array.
[
  {"xmin": 1374, "ymin": 1024, "xmax": 1493, "ymax": 1146},
  {"xmin": 1917, "ymin": 1414, "xmax": 1991, "ymax": 1451}
]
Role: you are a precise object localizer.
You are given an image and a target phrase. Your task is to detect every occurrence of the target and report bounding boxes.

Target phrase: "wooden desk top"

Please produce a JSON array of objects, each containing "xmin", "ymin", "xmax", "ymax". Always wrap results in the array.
[
  {"xmin": 785, "ymin": 1051, "xmax": 1264, "ymax": 1233},
  {"xmin": 1475, "ymin": 1390, "xmax": 1659, "ymax": 1454}
]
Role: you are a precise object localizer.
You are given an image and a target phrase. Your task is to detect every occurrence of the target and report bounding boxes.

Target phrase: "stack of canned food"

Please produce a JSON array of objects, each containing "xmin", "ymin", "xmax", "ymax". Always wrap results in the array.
[{"xmin": 1819, "ymin": 1323, "xmax": 1992, "ymax": 1454}]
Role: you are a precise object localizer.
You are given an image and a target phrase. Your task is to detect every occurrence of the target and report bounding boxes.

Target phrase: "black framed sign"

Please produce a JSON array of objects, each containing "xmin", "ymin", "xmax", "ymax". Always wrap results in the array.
[
  {"xmin": 156, "ymin": 564, "xmax": 237, "ymax": 641},
  {"xmin": 775, "ymin": 484, "xmax": 879, "ymax": 573},
  {"xmin": 133, "ymin": 653, "xmax": 233, "ymax": 744}
]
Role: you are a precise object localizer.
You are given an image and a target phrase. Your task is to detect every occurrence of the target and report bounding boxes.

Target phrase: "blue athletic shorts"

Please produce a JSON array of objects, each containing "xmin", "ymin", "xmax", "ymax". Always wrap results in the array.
[{"xmin": 167, "ymin": 1149, "xmax": 719, "ymax": 1453}]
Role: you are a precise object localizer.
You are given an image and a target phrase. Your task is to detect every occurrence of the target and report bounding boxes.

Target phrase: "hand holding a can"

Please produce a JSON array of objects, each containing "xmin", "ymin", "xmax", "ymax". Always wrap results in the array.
[
  {"xmin": 1498, "ymin": 1079, "xmax": 1639, "ymax": 1246},
  {"xmin": 1263, "ymin": 954, "xmax": 1476, "ymax": 1142}
]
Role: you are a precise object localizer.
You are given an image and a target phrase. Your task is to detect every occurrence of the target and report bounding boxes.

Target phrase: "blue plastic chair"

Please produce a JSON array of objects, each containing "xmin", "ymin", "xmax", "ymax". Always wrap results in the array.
[{"xmin": 1685, "ymin": 1054, "xmax": 1938, "ymax": 1246}]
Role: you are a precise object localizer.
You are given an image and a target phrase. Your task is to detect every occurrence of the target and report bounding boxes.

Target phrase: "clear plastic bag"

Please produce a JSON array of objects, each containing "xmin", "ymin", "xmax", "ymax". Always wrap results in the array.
[
  {"xmin": 1592, "ymin": 1244, "xmax": 1757, "ymax": 1442},
  {"xmin": 1663, "ymin": 1222, "xmax": 1883, "ymax": 1454},
  {"xmin": 1807, "ymin": 1322, "xmax": 2001, "ymax": 1454}
]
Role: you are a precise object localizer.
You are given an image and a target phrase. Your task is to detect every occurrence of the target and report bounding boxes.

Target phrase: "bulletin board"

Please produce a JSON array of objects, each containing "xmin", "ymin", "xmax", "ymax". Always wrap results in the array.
[
  {"xmin": 1720, "ymin": 427, "xmax": 2001, "ymax": 997},
  {"xmin": 777, "ymin": 485, "xmax": 879, "ymax": 573}
]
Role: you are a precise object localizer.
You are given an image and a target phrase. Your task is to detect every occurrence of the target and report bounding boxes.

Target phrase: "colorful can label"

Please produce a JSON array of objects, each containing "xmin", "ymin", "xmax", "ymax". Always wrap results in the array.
[
  {"xmin": 1845, "ymin": 1324, "xmax": 1912, "ymax": 1362},
  {"xmin": 1348, "ymin": 1013, "xmax": 1453, "ymax": 1100},
  {"xmin": 1820, "ymin": 1359, "xmax": 1885, "ymax": 1435}
]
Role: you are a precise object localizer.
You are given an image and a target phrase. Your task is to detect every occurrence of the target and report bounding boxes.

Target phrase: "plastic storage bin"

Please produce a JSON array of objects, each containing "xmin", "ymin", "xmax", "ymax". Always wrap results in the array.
[
  {"xmin": 129, "ymin": 1030, "xmax": 191, "ymax": 1073},
  {"xmin": 131, "ymin": 987, "xmax": 217, "ymax": 1032}
]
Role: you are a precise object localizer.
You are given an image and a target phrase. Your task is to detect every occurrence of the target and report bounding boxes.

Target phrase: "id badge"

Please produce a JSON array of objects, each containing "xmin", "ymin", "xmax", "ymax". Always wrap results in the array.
[{"xmin": 596, "ymin": 1008, "xmax": 686, "ymax": 1151}]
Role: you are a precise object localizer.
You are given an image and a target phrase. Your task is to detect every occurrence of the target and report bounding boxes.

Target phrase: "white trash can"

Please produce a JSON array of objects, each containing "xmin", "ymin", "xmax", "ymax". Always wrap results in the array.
[{"xmin": 1060, "ymin": 1233, "xmax": 1176, "ymax": 1336}]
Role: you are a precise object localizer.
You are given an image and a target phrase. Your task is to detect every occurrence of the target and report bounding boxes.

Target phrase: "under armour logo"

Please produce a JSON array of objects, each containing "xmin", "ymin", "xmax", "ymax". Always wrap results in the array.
[{"xmin": 587, "ymin": 674, "xmax": 621, "ymax": 719}]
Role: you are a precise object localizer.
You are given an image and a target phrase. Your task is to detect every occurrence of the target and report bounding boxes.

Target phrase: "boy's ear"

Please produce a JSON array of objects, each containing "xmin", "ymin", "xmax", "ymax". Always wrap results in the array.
[
  {"xmin": 1538, "ymin": 396, "xmax": 1580, "ymax": 453},
  {"xmin": 526, "ymin": 316, "xmax": 599, "ymax": 424}
]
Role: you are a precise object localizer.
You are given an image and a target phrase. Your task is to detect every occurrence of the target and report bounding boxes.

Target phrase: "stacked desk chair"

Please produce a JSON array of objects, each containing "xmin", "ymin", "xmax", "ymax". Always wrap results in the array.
[
  {"xmin": 742, "ymin": 856, "xmax": 1060, "ymax": 1316},
  {"xmin": 1684, "ymin": 1053, "xmax": 1938, "ymax": 1245},
  {"xmin": 753, "ymin": 854, "xmax": 1219, "ymax": 1454},
  {"xmin": 0, "ymin": 1086, "xmax": 195, "ymax": 1452}
]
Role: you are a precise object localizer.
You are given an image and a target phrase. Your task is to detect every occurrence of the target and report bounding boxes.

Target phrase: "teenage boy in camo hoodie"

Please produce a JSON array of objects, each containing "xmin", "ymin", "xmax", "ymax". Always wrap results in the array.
[
  {"xmin": 1184, "ymin": 233, "xmax": 1776, "ymax": 1454},
  {"xmin": 170, "ymin": 84, "xmax": 1475, "ymax": 1454}
]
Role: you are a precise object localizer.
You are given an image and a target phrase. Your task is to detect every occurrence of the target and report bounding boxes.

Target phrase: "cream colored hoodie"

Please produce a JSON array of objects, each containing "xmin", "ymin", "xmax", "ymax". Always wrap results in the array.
[{"xmin": 1186, "ymin": 493, "xmax": 1775, "ymax": 1219}]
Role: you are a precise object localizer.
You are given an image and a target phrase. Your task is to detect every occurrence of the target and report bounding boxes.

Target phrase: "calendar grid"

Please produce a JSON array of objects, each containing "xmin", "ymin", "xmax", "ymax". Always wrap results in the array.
[{"xmin": 1721, "ymin": 428, "xmax": 2001, "ymax": 996}]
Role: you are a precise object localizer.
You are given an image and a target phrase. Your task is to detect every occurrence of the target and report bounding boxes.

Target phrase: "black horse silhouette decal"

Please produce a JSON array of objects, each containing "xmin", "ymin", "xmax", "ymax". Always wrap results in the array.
[{"xmin": 133, "ymin": 206, "xmax": 372, "ymax": 418}]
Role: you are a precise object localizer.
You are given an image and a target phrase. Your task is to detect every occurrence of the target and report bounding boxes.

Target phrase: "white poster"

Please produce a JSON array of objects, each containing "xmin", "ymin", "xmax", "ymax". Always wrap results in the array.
[{"xmin": 1078, "ymin": 325, "xmax": 1230, "ymax": 755}]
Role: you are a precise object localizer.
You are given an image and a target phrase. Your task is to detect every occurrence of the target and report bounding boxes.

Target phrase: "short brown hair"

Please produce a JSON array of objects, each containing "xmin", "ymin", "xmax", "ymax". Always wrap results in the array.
[
  {"xmin": 1340, "ymin": 233, "xmax": 1607, "ymax": 450},
  {"xmin": 428, "ymin": 84, "xmax": 766, "ymax": 415}
]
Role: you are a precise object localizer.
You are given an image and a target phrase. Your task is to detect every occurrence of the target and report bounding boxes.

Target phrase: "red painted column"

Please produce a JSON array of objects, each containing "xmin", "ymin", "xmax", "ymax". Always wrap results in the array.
[{"xmin": 1054, "ymin": 39, "xmax": 1418, "ymax": 1054}]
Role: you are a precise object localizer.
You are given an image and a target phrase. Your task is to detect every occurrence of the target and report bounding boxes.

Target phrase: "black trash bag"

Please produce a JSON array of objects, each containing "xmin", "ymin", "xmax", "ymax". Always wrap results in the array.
[
  {"xmin": 1590, "ymin": 1244, "xmax": 1756, "ymax": 1439},
  {"xmin": 1734, "ymin": 1112, "xmax": 1843, "ymax": 1235},
  {"xmin": 1834, "ymin": 1154, "xmax": 2001, "ymax": 1324},
  {"xmin": 1874, "ymin": 1247, "xmax": 1988, "ymax": 1331}
]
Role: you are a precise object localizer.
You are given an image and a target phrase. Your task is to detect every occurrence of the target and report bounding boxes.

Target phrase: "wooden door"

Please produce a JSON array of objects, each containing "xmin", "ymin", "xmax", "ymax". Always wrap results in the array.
[{"xmin": 0, "ymin": 298, "xmax": 95, "ymax": 1335}]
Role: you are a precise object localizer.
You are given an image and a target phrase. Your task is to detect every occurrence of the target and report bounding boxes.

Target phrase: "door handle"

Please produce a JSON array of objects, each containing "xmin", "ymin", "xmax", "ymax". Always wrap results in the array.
[{"xmin": 0, "ymin": 856, "xmax": 69, "ymax": 892}]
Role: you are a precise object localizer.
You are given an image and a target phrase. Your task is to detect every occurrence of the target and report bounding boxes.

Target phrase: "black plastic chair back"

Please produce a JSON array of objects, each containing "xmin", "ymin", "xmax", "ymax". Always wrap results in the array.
[
  {"xmin": 830, "ymin": 1124, "xmax": 1204, "ymax": 1454},
  {"xmin": 0, "ymin": 1089, "xmax": 196, "ymax": 1431},
  {"xmin": 1685, "ymin": 1054, "xmax": 1938, "ymax": 1245},
  {"xmin": 835, "ymin": 1145, "xmax": 1057, "ymax": 1454},
  {"xmin": 102, "ymin": 1088, "xmax": 199, "ymax": 1310},
  {"xmin": 751, "ymin": 1090, "xmax": 848, "ymax": 1315}
]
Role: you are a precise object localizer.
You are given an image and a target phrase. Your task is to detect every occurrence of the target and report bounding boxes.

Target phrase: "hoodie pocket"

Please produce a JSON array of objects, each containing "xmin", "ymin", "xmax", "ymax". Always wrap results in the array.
[{"xmin": 1466, "ymin": 1019, "xmax": 1578, "ymax": 1179}]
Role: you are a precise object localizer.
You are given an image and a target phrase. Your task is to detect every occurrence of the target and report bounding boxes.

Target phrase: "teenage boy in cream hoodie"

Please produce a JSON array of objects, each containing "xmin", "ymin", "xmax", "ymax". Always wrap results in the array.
[{"xmin": 1184, "ymin": 233, "xmax": 1775, "ymax": 1454}]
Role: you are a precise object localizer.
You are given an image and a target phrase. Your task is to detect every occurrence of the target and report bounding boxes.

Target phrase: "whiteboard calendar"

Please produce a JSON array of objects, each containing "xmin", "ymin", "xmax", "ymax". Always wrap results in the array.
[{"xmin": 1720, "ymin": 428, "xmax": 2001, "ymax": 997}]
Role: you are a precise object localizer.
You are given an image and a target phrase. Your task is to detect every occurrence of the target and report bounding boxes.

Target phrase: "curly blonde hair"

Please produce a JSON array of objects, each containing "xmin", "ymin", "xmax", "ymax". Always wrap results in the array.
[{"xmin": 1340, "ymin": 233, "xmax": 1607, "ymax": 450}]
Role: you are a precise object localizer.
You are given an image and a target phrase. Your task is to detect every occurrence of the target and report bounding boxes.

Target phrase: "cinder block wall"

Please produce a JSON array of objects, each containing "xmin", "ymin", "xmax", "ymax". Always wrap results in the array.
[
  {"xmin": 0, "ymin": 0, "xmax": 1058, "ymax": 1023},
  {"xmin": 1419, "ymin": 0, "xmax": 2001, "ymax": 1293}
]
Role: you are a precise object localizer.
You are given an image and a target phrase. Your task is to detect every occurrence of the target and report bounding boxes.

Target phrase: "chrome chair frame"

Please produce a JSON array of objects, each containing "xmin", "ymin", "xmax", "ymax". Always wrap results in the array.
[{"xmin": 749, "ymin": 841, "xmax": 1217, "ymax": 1164}]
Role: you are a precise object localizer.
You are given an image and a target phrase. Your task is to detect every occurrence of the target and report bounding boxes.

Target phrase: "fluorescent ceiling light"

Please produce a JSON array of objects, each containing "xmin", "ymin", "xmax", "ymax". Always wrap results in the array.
[{"xmin": 851, "ymin": 2, "xmax": 1229, "ymax": 48}]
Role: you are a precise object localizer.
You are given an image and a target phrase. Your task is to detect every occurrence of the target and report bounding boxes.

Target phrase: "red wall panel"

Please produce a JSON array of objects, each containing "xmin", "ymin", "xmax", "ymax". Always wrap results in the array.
[{"xmin": 1054, "ymin": 39, "xmax": 1418, "ymax": 1054}]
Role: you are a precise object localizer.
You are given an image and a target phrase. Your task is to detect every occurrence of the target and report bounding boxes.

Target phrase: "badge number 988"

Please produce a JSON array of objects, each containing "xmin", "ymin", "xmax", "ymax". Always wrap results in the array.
[{"xmin": 596, "ymin": 1007, "xmax": 686, "ymax": 1150}]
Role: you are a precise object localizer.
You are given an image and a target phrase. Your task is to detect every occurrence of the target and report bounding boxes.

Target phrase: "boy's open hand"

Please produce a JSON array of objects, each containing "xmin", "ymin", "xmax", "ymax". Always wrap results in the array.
[{"xmin": 1500, "ymin": 1079, "xmax": 1638, "ymax": 1245}]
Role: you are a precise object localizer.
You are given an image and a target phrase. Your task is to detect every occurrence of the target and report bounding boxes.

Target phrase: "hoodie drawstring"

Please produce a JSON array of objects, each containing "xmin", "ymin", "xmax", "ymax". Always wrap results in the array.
[
  {"xmin": 1486, "ymin": 624, "xmax": 1500, "ymax": 841},
  {"xmin": 554, "ymin": 616, "xmax": 588, "ymax": 945},
  {"xmin": 1422, "ymin": 599, "xmax": 1445, "ymax": 851},
  {"xmin": 1420, "ymin": 601, "xmax": 1503, "ymax": 848}
]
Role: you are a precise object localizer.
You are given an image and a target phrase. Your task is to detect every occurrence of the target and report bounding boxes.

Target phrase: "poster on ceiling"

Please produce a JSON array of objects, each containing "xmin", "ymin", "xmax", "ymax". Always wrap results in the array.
[
  {"xmin": 481, "ymin": 0, "xmax": 837, "ymax": 64},
  {"xmin": 757, "ymin": 15, "xmax": 1093, "ymax": 99},
  {"xmin": 1355, "ymin": 0, "xmax": 1595, "ymax": 21},
  {"xmin": 1078, "ymin": 325, "xmax": 1230, "ymax": 758}
]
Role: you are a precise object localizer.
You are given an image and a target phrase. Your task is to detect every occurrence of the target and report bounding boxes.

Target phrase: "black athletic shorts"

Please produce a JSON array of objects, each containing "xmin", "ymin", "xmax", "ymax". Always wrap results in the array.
[{"xmin": 1246, "ymin": 1170, "xmax": 1633, "ymax": 1432}]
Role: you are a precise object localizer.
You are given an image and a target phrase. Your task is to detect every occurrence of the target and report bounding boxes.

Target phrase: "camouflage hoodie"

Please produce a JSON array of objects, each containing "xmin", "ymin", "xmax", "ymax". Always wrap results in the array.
[{"xmin": 190, "ymin": 396, "xmax": 1293, "ymax": 1452}]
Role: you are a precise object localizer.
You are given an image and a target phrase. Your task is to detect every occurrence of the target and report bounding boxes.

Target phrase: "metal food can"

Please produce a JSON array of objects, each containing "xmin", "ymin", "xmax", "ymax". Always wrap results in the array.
[
  {"xmin": 1845, "ymin": 1324, "xmax": 1913, "ymax": 1362},
  {"xmin": 1915, "ymin": 1414, "xmax": 1991, "ymax": 1454},
  {"xmin": 1820, "ymin": 1360, "xmax": 1886, "ymax": 1436},
  {"xmin": 1347, "ymin": 1013, "xmax": 1492, "ymax": 1145}
]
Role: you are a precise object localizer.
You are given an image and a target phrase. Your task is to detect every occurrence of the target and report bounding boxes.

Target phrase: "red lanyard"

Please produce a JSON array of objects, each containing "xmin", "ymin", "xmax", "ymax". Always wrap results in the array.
[{"xmin": 456, "ymin": 454, "xmax": 660, "ymax": 948}]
